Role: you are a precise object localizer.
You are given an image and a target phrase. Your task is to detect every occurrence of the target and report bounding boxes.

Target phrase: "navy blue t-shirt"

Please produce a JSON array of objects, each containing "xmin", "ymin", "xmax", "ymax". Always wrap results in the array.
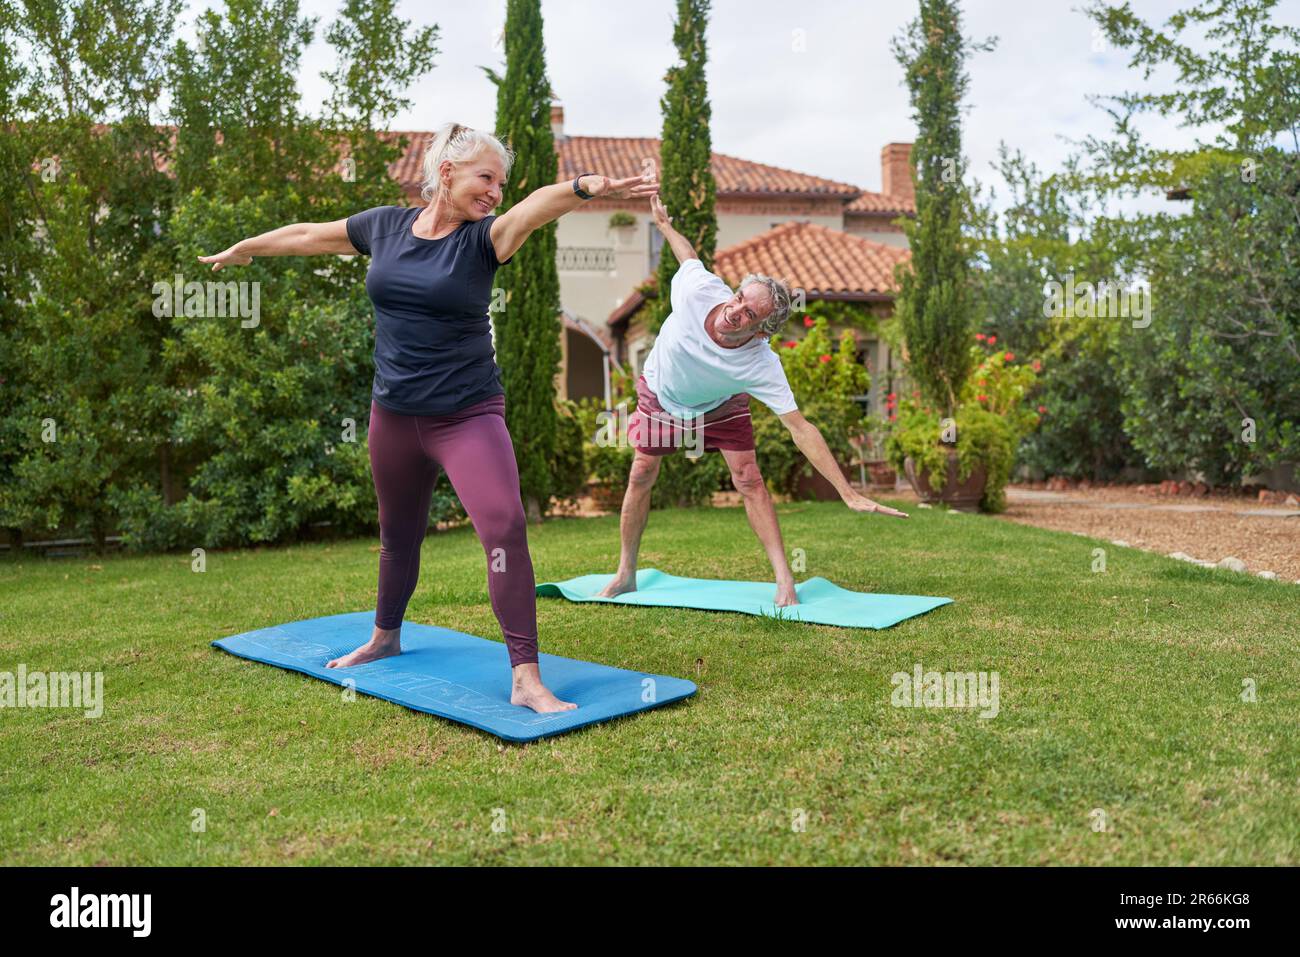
[{"xmin": 346, "ymin": 205, "xmax": 513, "ymax": 415}]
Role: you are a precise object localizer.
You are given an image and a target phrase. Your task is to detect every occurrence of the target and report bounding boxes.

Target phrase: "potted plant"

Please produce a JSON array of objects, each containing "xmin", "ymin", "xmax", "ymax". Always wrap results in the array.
[
  {"xmin": 886, "ymin": 345, "xmax": 1039, "ymax": 511},
  {"xmin": 586, "ymin": 444, "xmax": 630, "ymax": 512},
  {"xmin": 607, "ymin": 210, "xmax": 637, "ymax": 246},
  {"xmin": 858, "ymin": 413, "xmax": 898, "ymax": 490}
]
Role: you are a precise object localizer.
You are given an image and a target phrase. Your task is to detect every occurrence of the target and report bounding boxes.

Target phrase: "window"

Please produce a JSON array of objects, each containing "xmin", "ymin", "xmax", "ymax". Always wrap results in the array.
[{"xmin": 648, "ymin": 225, "xmax": 664, "ymax": 273}]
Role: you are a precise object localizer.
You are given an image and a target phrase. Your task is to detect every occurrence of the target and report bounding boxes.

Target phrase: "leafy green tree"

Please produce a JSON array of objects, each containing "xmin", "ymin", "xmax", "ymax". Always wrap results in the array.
[
  {"xmin": 1080, "ymin": 0, "xmax": 1300, "ymax": 482},
  {"xmin": 1, "ymin": 0, "xmax": 180, "ymax": 551},
  {"xmin": 133, "ymin": 0, "xmax": 439, "ymax": 550},
  {"xmin": 651, "ymin": 0, "xmax": 717, "ymax": 333},
  {"xmin": 969, "ymin": 147, "xmax": 1145, "ymax": 480},
  {"xmin": 889, "ymin": 0, "xmax": 995, "ymax": 416},
  {"xmin": 0, "ymin": 0, "xmax": 39, "ymax": 548},
  {"xmin": 488, "ymin": 0, "xmax": 562, "ymax": 523},
  {"xmin": 321, "ymin": 0, "xmax": 438, "ymax": 214},
  {"xmin": 1113, "ymin": 149, "xmax": 1299, "ymax": 482}
]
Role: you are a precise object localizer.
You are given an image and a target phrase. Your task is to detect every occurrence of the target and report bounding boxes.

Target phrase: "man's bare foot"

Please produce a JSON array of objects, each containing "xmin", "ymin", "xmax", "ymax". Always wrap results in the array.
[
  {"xmin": 326, "ymin": 626, "xmax": 401, "ymax": 668},
  {"xmin": 510, "ymin": 663, "xmax": 577, "ymax": 713},
  {"xmin": 775, "ymin": 582, "xmax": 798, "ymax": 607},
  {"xmin": 596, "ymin": 573, "xmax": 637, "ymax": 599}
]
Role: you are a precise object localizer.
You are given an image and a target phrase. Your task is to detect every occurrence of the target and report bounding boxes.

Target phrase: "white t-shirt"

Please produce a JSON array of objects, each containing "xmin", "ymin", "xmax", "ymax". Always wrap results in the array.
[{"xmin": 641, "ymin": 259, "xmax": 798, "ymax": 418}]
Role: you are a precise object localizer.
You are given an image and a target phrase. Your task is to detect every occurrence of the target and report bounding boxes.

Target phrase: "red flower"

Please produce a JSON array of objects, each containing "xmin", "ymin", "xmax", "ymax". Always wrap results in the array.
[
  {"xmin": 887, "ymin": 392, "xmax": 897, "ymax": 401},
  {"xmin": 975, "ymin": 333, "xmax": 986, "ymax": 341},
  {"xmin": 784, "ymin": 340, "xmax": 797, "ymax": 348},
  {"xmin": 988, "ymin": 335, "xmax": 997, "ymax": 345},
  {"xmin": 1037, "ymin": 405, "xmax": 1047, "ymax": 414},
  {"xmin": 977, "ymin": 378, "xmax": 987, "ymax": 386},
  {"xmin": 803, "ymin": 316, "xmax": 814, "ymax": 327},
  {"xmin": 1004, "ymin": 352, "xmax": 1015, "ymax": 362},
  {"xmin": 977, "ymin": 394, "xmax": 988, "ymax": 402},
  {"xmin": 819, "ymin": 354, "xmax": 831, "ymax": 363},
  {"xmin": 1032, "ymin": 360, "xmax": 1042, "ymax": 372}
]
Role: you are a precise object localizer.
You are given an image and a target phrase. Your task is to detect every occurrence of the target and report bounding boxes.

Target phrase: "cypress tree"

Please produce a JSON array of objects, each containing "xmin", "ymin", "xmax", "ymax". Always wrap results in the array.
[
  {"xmin": 651, "ymin": 0, "xmax": 717, "ymax": 332},
  {"xmin": 491, "ymin": 0, "xmax": 561, "ymax": 523},
  {"xmin": 890, "ymin": 0, "xmax": 993, "ymax": 416}
]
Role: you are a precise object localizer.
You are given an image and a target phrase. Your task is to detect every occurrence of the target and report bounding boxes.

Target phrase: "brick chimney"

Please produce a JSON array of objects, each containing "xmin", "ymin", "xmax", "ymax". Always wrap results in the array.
[
  {"xmin": 550, "ymin": 104, "xmax": 565, "ymax": 141},
  {"xmin": 881, "ymin": 143, "xmax": 914, "ymax": 206}
]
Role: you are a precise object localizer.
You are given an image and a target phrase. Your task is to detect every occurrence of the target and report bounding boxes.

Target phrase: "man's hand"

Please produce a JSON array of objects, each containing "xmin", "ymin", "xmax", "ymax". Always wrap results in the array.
[
  {"xmin": 650, "ymin": 193, "xmax": 674, "ymax": 234},
  {"xmin": 650, "ymin": 193, "xmax": 699, "ymax": 263},
  {"xmin": 843, "ymin": 491, "xmax": 909, "ymax": 518}
]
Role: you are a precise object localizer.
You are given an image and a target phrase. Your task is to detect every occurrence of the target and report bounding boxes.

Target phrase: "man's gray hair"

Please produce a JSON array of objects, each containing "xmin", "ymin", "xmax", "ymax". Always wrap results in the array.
[{"xmin": 739, "ymin": 274, "xmax": 793, "ymax": 336}]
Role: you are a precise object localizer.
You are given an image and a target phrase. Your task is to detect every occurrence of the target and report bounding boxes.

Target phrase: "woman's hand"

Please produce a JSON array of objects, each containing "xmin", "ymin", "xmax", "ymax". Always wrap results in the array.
[
  {"xmin": 197, "ymin": 246, "xmax": 253, "ymax": 272},
  {"xmin": 843, "ymin": 491, "xmax": 909, "ymax": 518},
  {"xmin": 580, "ymin": 166, "xmax": 659, "ymax": 201}
]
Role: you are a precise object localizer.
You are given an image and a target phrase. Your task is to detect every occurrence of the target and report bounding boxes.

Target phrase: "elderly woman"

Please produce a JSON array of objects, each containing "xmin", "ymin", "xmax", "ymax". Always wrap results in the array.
[
  {"xmin": 199, "ymin": 122, "xmax": 657, "ymax": 712},
  {"xmin": 597, "ymin": 195, "xmax": 906, "ymax": 606}
]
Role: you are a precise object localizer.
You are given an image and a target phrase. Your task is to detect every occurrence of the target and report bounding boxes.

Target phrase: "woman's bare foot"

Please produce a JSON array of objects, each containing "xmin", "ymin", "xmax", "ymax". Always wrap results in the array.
[
  {"xmin": 597, "ymin": 573, "xmax": 637, "ymax": 599},
  {"xmin": 326, "ymin": 626, "xmax": 402, "ymax": 668},
  {"xmin": 510, "ymin": 663, "xmax": 577, "ymax": 713}
]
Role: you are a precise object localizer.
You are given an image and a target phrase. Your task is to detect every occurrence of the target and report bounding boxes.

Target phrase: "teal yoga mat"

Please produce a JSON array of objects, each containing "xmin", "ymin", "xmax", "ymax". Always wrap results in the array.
[
  {"xmin": 538, "ymin": 569, "xmax": 951, "ymax": 628},
  {"xmin": 212, "ymin": 611, "xmax": 696, "ymax": 742}
]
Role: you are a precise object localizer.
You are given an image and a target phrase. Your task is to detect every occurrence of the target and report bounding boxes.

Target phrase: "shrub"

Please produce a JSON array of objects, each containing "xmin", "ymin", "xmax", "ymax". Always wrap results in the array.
[{"xmin": 752, "ymin": 316, "xmax": 869, "ymax": 497}]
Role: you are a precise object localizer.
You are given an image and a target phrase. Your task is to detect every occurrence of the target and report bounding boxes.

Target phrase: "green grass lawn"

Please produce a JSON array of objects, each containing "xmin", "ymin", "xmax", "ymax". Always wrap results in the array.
[{"xmin": 1, "ymin": 501, "xmax": 1297, "ymax": 865}]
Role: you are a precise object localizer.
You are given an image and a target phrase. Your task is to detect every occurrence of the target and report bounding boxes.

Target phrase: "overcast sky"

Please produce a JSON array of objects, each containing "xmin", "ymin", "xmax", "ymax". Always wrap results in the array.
[{"xmin": 191, "ymin": 0, "xmax": 1300, "ymax": 211}]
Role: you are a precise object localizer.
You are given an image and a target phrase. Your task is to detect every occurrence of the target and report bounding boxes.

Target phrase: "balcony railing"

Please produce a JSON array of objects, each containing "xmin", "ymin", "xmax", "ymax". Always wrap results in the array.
[{"xmin": 557, "ymin": 246, "xmax": 616, "ymax": 271}]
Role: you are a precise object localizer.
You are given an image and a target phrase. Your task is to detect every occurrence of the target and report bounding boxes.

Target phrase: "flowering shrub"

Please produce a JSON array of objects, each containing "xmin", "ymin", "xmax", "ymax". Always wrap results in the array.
[
  {"xmin": 959, "ymin": 344, "xmax": 1040, "ymax": 442},
  {"xmin": 752, "ymin": 316, "xmax": 870, "ymax": 496}
]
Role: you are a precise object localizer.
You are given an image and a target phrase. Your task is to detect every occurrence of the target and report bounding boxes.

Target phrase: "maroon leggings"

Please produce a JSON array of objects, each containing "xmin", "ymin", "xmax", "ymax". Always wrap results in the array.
[{"xmin": 368, "ymin": 395, "xmax": 538, "ymax": 666}]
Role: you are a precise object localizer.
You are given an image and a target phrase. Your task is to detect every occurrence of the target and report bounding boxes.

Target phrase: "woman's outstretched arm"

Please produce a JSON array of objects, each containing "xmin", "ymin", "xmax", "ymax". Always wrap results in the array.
[
  {"xmin": 197, "ymin": 219, "xmax": 356, "ymax": 271},
  {"xmin": 490, "ymin": 167, "xmax": 659, "ymax": 263}
]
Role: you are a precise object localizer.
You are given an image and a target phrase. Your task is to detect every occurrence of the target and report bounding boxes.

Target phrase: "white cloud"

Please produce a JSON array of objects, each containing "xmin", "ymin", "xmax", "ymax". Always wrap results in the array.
[{"xmin": 277, "ymin": 0, "xmax": 1298, "ymax": 211}]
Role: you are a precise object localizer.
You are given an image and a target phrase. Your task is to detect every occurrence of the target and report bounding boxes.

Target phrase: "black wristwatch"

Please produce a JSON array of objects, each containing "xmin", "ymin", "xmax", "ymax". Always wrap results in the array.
[{"xmin": 573, "ymin": 171, "xmax": 598, "ymax": 199}]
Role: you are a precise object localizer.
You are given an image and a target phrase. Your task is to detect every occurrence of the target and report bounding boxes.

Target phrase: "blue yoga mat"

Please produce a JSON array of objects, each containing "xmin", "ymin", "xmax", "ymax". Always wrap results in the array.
[
  {"xmin": 538, "ymin": 569, "xmax": 952, "ymax": 628},
  {"xmin": 211, "ymin": 611, "xmax": 696, "ymax": 743}
]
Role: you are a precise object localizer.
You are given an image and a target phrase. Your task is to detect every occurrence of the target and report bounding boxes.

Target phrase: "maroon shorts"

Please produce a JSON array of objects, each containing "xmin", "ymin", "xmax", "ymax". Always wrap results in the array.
[{"xmin": 631, "ymin": 375, "xmax": 754, "ymax": 456}]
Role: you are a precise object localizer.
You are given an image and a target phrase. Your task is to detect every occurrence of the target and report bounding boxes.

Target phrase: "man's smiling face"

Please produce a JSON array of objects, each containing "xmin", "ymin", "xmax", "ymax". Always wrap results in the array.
[{"xmin": 716, "ymin": 285, "xmax": 774, "ymax": 337}]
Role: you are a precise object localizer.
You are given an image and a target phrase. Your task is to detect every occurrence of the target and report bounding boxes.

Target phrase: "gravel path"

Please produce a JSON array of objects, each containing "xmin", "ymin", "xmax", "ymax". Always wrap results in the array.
[{"xmin": 994, "ymin": 487, "xmax": 1300, "ymax": 582}]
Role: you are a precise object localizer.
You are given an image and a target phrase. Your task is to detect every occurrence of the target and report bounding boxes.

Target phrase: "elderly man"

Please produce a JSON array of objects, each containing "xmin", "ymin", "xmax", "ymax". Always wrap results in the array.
[{"xmin": 598, "ymin": 196, "xmax": 907, "ymax": 606}]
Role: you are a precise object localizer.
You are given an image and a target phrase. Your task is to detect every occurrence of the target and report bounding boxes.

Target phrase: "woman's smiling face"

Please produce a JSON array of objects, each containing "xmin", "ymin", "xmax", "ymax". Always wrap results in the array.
[{"xmin": 443, "ymin": 150, "xmax": 507, "ymax": 219}]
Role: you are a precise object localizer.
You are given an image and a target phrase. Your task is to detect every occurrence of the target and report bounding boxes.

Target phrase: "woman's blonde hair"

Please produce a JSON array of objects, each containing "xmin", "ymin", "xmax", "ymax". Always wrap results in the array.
[{"xmin": 419, "ymin": 122, "xmax": 515, "ymax": 203}]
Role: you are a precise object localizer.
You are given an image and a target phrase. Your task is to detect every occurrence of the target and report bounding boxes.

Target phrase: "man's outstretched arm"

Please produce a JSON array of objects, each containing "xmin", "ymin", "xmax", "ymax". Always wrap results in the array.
[
  {"xmin": 779, "ymin": 410, "xmax": 909, "ymax": 518},
  {"xmin": 650, "ymin": 194, "xmax": 698, "ymax": 264}
]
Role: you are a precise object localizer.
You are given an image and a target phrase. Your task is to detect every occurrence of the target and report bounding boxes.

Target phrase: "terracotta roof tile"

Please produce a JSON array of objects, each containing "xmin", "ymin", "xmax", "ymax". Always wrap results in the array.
[
  {"xmin": 607, "ymin": 221, "xmax": 909, "ymax": 325},
  {"xmin": 386, "ymin": 132, "xmax": 862, "ymax": 199},
  {"xmin": 845, "ymin": 190, "xmax": 915, "ymax": 215}
]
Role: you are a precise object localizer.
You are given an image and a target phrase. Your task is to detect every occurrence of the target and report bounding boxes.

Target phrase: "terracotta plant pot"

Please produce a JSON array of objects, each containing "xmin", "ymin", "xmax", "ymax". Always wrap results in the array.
[
  {"xmin": 587, "ymin": 481, "xmax": 625, "ymax": 512},
  {"xmin": 904, "ymin": 450, "xmax": 987, "ymax": 512},
  {"xmin": 866, "ymin": 460, "xmax": 897, "ymax": 490},
  {"xmin": 793, "ymin": 462, "xmax": 856, "ymax": 502}
]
